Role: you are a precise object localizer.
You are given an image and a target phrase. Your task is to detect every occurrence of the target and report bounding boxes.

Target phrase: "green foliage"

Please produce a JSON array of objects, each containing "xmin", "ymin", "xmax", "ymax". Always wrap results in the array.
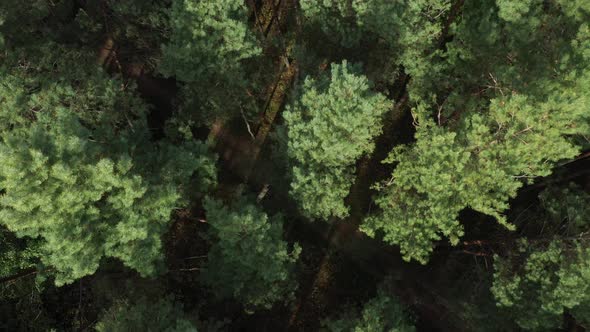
[
  {"xmin": 0, "ymin": 228, "xmax": 39, "ymax": 279},
  {"xmin": 0, "ymin": 0, "xmax": 170, "ymax": 69},
  {"xmin": 300, "ymin": 0, "xmax": 364, "ymax": 48},
  {"xmin": 365, "ymin": 89, "xmax": 588, "ymax": 263},
  {"xmin": 300, "ymin": 0, "xmax": 451, "ymax": 88},
  {"xmin": 161, "ymin": 0, "xmax": 260, "ymax": 123},
  {"xmin": 2, "ymin": 0, "xmax": 590, "ymax": 328},
  {"xmin": 283, "ymin": 61, "xmax": 390, "ymax": 220},
  {"xmin": 363, "ymin": 126, "xmax": 469, "ymax": 263},
  {"xmin": 0, "ymin": 109, "xmax": 216, "ymax": 285},
  {"xmin": 433, "ymin": 254, "xmax": 515, "ymax": 332},
  {"xmin": 495, "ymin": 0, "xmax": 539, "ymax": 22},
  {"xmin": 300, "ymin": 0, "xmax": 449, "ymax": 50},
  {"xmin": 202, "ymin": 196, "xmax": 300, "ymax": 310},
  {"xmin": 0, "ymin": 25, "xmax": 217, "ymax": 285},
  {"xmin": 95, "ymin": 296, "xmax": 197, "ymax": 332},
  {"xmin": 0, "ymin": 0, "xmax": 169, "ymax": 70},
  {"xmin": 322, "ymin": 289, "xmax": 415, "ymax": 332},
  {"xmin": 491, "ymin": 184, "xmax": 590, "ymax": 330},
  {"xmin": 76, "ymin": 0, "xmax": 170, "ymax": 69},
  {"xmin": 0, "ymin": 228, "xmax": 53, "ymax": 331},
  {"xmin": 539, "ymin": 183, "xmax": 590, "ymax": 232},
  {"xmin": 161, "ymin": 0, "xmax": 259, "ymax": 83},
  {"xmin": 492, "ymin": 240, "xmax": 590, "ymax": 330},
  {"xmin": 0, "ymin": 0, "xmax": 73, "ymax": 45},
  {"xmin": 408, "ymin": 0, "xmax": 590, "ymax": 112},
  {"xmin": 0, "ymin": 43, "xmax": 146, "ymax": 133},
  {"xmin": 363, "ymin": 0, "xmax": 590, "ymax": 263}
]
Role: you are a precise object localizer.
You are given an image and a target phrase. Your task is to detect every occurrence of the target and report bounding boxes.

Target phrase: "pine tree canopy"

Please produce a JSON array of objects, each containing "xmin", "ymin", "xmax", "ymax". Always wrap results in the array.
[
  {"xmin": 161, "ymin": 0, "xmax": 260, "ymax": 83},
  {"xmin": 491, "ymin": 184, "xmax": 590, "ymax": 330},
  {"xmin": 322, "ymin": 286, "xmax": 415, "ymax": 332},
  {"xmin": 0, "ymin": 92, "xmax": 216, "ymax": 285},
  {"xmin": 202, "ymin": 196, "xmax": 300, "ymax": 310},
  {"xmin": 363, "ymin": 0, "xmax": 590, "ymax": 263},
  {"xmin": 1, "ymin": 0, "xmax": 590, "ymax": 330},
  {"xmin": 0, "ymin": 7, "xmax": 217, "ymax": 284},
  {"xmin": 283, "ymin": 61, "xmax": 390, "ymax": 220},
  {"xmin": 160, "ymin": 0, "xmax": 261, "ymax": 124}
]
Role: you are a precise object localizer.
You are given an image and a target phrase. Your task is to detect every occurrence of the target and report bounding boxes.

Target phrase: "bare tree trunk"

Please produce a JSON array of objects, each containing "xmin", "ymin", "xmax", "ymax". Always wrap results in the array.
[
  {"xmin": 97, "ymin": 37, "xmax": 115, "ymax": 67},
  {"xmin": 0, "ymin": 267, "xmax": 37, "ymax": 284}
]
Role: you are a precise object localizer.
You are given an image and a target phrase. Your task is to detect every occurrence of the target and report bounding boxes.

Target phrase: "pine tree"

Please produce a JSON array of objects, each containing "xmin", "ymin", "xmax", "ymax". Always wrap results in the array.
[
  {"xmin": 406, "ymin": 0, "xmax": 590, "ymax": 112},
  {"xmin": 491, "ymin": 184, "xmax": 590, "ymax": 330},
  {"xmin": 76, "ymin": 0, "xmax": 170, "ymax": 70},
  {"xmin": 321, "ymin": 287, "xmax": 415, "ymax": 332},
  {"xmin": 0, "ymin": 0, "xmax": 69, "ymax": 44},
  {"xmin": 0, "ymin": 228, "xmax": 39, "ymax": 280},
  {"xmin": 363, "ymin": 1, "xmax": 590, "ymax": 264},
  {"xmin": 0, "ymin": 226, "xmax": 53, "ymax": 331},
  {"xmin": 299, "ymin": 0, "xmax": 365, "ymax": 48},
  {"xmin": 300, "ymin": 0, "xmax": 449, "ymax": 50},
  {"xmin": 0, "ymin": 11, "xmax": 217, "ymax": 285},
  {"xmin": 160, "ymin": 0, "xmax": 261, "ymax": 124},
  {"xmin": 283, "ymin": 61, "xmax": 391, "ymax": 220},
  {"xmin": 364, "ymin": 92, "xmax": 589, "ymax": 263},
  {"xmin": 493, "ymin": 240, "xmax": 590, "ymax": 330},
  {"xmin": 0, "ymin": 107, "xmax": 217, "ymax": 285},
  {"xmin": 300, "ymin": 0, "xmax": 451, "ymax": 86},
  {"xmin": 202, "ymin": 196, "xmax": 300, "ymax": 310}
]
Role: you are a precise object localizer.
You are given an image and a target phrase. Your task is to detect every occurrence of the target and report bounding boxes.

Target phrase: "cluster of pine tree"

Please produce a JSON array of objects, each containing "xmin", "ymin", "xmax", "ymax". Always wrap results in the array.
[{"xmin": 0, "ymin": 0, "xmax": 589, "ymax": 331}]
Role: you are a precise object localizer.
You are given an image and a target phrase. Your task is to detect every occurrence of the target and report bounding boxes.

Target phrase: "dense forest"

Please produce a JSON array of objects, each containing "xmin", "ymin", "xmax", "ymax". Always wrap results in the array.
[{"xmin": 0, "ymin": 0, "xmax": 589, "ymax": 331}]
